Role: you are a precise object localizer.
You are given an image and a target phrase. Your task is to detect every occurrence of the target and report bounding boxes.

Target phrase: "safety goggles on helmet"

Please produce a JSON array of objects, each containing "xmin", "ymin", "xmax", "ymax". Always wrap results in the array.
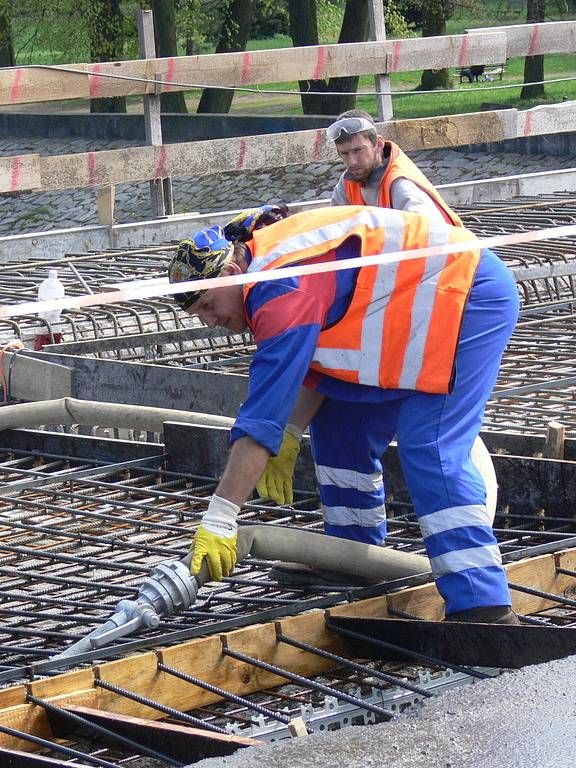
[
  {"xmin": 224, "ymin": 203, "xmax": 289, "ymax": 243},
  {"xmin": 326, "ymin": 116, "xmax": 377, "ymax": 142},
  {"xmin": 168, "ymin": 225, "xmax": 233, "ymax": 311}
]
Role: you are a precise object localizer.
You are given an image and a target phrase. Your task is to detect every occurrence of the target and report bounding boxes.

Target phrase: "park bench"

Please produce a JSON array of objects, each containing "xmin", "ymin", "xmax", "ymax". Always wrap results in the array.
[{"xmin": 458, "ymin": 62, "xmax": 507, "ymax": 83}]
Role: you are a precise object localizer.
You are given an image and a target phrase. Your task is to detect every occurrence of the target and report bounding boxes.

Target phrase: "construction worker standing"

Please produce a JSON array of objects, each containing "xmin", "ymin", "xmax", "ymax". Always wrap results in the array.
[
  {"xmin": 328, "ymin": 110, "xmax": 462, "ymax": 226},
  {"xmin": 168, "ymin": 204, "xmax": 520, "ymax": 624}
]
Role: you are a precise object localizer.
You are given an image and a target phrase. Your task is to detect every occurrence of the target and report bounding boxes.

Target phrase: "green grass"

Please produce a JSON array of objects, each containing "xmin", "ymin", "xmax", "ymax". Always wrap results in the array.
[{"xmin": 246, "ymin": 34, "xmax": 293, "ymax": 51}]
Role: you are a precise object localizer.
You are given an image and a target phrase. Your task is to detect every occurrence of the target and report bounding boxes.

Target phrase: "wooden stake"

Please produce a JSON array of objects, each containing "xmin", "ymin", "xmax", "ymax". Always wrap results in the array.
[
  {"xmin": 543, "ymin": 421, "xmax": 565, "ymax": 459},
  {"xmin": 288, "ymin": 717, "xmax": 308, "ymax": 737},
  {"xmin": 97, "ymin": 185, "xmax": 115, "ymax": 226}
]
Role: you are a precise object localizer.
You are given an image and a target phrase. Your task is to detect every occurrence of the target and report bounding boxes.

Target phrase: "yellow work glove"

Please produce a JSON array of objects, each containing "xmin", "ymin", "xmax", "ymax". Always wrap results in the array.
[
  {"xmin": 190, "ymin": 494, "xmax": 239, "ymax": 581},
  {"xmin": 256, "ymin": 424, "xmax": 302, "ymax": 505}
]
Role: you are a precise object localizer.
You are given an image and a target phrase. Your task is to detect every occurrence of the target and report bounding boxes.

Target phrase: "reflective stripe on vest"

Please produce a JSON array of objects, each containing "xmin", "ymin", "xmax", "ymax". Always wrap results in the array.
[
  {"xmin": 246, "ymin": 206, "xmax": 480, "ymax": 394},
  {"xmin": 343, "ymin": 141, "xmax": 463, "ymax": 227}
]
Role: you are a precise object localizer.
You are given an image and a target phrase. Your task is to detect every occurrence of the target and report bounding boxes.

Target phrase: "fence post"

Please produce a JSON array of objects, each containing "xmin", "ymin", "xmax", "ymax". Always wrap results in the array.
[
  {"xmin": 136, "ymin": 9, "xmax": 174, "ymax": 218},
  {"xmin": 368, "ymin": 0, "xmax": 393, "ymax": 121},
  {"xmin": 97, "ymin": 185, "xmax": 115, "ymax": 227}
]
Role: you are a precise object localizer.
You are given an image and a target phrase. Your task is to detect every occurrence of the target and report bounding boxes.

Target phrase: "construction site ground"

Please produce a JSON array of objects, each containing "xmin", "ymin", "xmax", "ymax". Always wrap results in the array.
[
  {"xmin": 192, "ymin": 656, "xmax": 576, "ymax": 768},
  {"xmin": 2, "ymin": 135, "xmax": 576, "ymax": 236},
  {"xmin": 1, "ymin": 129, "xmax": 576, "ymax": 768}
]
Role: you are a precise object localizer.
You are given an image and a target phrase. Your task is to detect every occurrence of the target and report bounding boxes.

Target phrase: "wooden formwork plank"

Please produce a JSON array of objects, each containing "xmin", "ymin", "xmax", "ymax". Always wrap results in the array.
[
  {"xmin": 58, "ymin": 706, "xmax": 260, "ymax": 753},
  {"xmin": 0, "ymin": 690, "xmax": 96, "ymax": 752},
  {"xmin": 0, "ymin": 548, "xmax": 573, "ymax": 748}
]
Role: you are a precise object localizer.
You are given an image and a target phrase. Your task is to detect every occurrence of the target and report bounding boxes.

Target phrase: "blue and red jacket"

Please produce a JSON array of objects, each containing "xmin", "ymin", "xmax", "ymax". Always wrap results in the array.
[{"xmin": 231, "ymin": 206, "xmax": 480, "ymax": 455}]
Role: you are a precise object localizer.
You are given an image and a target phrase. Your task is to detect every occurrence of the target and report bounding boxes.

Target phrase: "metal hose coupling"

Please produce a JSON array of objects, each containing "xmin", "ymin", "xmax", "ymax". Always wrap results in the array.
[{"xmin": 137, "ymin": 559, "xmax": 199, "ymax": 617}]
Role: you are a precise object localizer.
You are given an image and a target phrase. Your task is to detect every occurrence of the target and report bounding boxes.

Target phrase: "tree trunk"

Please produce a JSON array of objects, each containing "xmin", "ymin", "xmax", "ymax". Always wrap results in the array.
[
  {"xmin": 0, "ymin": 8, "xmax": 14, "ymax": 67},
  {"xmin": 520, "ymin": 0, "xmax": 546, "ymax": 100},
  {"xmin": 319, "ymin": 0, "xmax": 370, "ymax": 115},
  {"xmin": 88, "ymin": 0, "xmax": 126, "ymax": 113},
  {"xmin": 419, "ymin": 2, "xmax": 452, "ymax": 91},
  {"xmin": 197, "ymin": 0, "xmax": 256, "ymax": 113},
  {"xmin": 151, "ymin": 0, "xmax": 188, "ymax": 113},
  {"xmin": 287, "ymin": 0, "xmax": 327, "ymax": 115}
]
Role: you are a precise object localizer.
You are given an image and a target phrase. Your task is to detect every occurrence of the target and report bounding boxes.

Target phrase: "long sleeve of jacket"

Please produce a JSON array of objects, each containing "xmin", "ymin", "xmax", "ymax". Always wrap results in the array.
[{"xmin": 230, "ymin": 275, "xmax": 328, "ymax": 455}]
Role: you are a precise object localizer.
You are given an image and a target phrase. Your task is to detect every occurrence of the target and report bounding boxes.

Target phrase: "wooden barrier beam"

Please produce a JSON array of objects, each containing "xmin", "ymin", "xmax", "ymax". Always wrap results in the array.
[
  {"xmin": 0, "ymin": 32, "xmax": 510, "ymax": 106},
  {"xmin": 0, "ymin": 21, "xmax": 574, "ymax": 109},
  {"xmin": 2, "ymin": 103, "xmax": 575, "ymax": 195},
  {"xmin": 0, "ymin": 154, "xmax": 41, "ymax": 194},
  {"xmin": 469, "ymin": 19, "xmax": 576, "ymax": 58}
]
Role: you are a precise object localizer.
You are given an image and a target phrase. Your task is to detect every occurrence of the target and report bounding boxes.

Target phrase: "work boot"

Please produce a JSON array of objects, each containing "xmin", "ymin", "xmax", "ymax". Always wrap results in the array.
[
  {"xmin": 269, "ymin": 561, "xmax": 378, "ymax": 588},
  {"xmin": 444, "ymin": 605, "xmax": 521, "ymax": 625}
]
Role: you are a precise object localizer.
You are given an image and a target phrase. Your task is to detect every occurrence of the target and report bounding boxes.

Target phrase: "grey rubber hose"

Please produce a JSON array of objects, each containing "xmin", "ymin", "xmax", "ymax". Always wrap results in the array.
[
  {"xmin": 234, "ymin": 524, "xmax": 431, "ymax": 580},
  {"xmin": 0, "ymin": 397, "xmax": 234, "ymax": 433}
]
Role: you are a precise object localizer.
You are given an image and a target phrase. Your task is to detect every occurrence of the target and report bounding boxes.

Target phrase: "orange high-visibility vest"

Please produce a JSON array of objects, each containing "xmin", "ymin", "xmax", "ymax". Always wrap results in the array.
[
  {"xmin": 343, "ymin": 141, "xmax": 463, "ymax": 228},
  {"xmin": 245, "ymin": 206, "xmax": 480, "ymax": 394}
]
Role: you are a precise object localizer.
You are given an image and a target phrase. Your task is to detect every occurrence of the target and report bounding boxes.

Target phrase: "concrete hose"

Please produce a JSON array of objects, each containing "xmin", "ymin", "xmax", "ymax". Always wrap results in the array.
[
  {"xmin": 0, "ymin": 397, "xmax": 234, "ymax": 432},
  {"xmin": 0, "ymin": 400, "xmax": 491, "ymax": 578},
  {"xmin": 234, "ymin": 525, "xmax": 431, "ymax": 581},
  {"xmin": 52, "ymin": 527, "xmax": 430, "ymax": 662}
]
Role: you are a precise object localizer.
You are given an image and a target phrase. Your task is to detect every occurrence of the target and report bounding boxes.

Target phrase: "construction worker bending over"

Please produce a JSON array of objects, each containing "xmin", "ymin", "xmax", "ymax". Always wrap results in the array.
[
  {"xmin": 168, "ymin": 204, "xmax": 520, "ymax": 624},
  {"xmin": 328, "ymin": 110, "xmax": 462, "ymax": 227}
]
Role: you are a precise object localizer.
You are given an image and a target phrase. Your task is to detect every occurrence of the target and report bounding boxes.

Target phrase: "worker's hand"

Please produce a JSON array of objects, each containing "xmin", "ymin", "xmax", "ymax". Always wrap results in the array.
[
  {"xmin": 190, "ymin": 494, "xmax": 239, "ymax": 581},
  {"xmin": 256, "ymin": 424, "xmax": 302, "ymax": 505}
]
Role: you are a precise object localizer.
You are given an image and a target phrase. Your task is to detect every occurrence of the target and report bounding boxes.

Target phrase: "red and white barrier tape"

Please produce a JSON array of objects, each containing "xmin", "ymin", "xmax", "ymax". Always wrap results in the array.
[{"xmin": 1, "ymin": 223, "xmax": 575, "ymax": 320}]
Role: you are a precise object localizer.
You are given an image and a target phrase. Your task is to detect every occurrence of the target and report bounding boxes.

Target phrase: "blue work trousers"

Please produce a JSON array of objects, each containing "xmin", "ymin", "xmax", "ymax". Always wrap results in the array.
[{"xmin": 309, "ymin": 250, "xmax": 519, "ymax": 614}]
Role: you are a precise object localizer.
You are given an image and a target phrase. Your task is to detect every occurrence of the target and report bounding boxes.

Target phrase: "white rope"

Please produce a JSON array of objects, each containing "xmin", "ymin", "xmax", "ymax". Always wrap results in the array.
[{"xmin": 2, "ymin": 222, "xmax": 575, "ymax": 320}]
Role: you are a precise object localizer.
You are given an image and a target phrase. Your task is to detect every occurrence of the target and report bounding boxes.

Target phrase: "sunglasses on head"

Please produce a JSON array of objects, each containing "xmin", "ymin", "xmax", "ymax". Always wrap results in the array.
[{"xmin": 326, "ymin": 117, "xmax": 377, "ymax": 142}]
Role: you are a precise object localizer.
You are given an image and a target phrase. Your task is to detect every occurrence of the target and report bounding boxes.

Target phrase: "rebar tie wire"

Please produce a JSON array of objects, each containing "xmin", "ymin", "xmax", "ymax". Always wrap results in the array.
[
  {"xmin": 220, "ymin": 638, "xmax": 394, "ymax": 720},
  {"xmin": 26, "ymin": 693, "xmax": 183, "ymax": 767},
  {"xmin": 22, "ymin": 63, "xmax": 576, "ymax": 98},
  {"xmin": 93, "ymin": 673, "xmax": 228, "ymax": 734}
]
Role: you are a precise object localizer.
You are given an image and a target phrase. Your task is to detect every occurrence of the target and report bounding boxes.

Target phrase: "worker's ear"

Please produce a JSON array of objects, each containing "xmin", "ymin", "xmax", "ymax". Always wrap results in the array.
[
  {"xmin": 221, "ymin": 261, "xmax": 243, "ymax": 276},
  {"xmin": 375, "ymin": 135, "xmax": 385, "ymax": 151}
]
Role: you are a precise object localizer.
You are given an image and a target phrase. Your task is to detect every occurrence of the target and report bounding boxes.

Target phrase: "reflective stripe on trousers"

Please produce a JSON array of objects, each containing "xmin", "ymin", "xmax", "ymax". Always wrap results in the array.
[
  {"xmin": 309, "ymin": 250, "xmax": 519, "ymax": 613},
  {"xmin": 311, "ymin": 408, "xmax": 393, "ymax": 545}
]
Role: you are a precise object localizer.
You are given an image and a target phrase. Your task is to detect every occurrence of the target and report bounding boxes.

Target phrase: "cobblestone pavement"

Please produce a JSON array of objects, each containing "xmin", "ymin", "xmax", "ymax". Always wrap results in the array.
[{"xmin": 1, "ymin": 136, "xmax": 576, "ymax": 237}]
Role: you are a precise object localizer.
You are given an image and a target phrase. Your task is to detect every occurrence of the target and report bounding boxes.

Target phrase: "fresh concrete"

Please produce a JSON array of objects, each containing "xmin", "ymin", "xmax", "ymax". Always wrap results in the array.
[{"xmin": 189, "ymin": 656, "xmax": 576, "ymax": 768}]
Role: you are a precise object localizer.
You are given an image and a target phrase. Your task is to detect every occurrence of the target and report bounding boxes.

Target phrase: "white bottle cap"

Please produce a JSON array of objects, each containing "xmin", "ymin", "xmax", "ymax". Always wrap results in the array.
[{"xmin": 48, "ymin": 269, "xmax": 58, "ymax": 279}]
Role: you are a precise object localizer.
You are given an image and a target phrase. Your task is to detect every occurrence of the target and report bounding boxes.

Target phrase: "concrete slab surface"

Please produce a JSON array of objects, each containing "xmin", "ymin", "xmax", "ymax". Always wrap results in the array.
[{"xmin": 189, "ymin": 656, "xmax": 576, "ymax": 768}]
